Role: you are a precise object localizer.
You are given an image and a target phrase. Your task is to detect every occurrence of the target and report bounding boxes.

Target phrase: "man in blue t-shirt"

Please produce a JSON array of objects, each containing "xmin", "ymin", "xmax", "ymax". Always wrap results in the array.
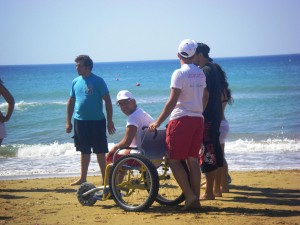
[{"xmin": 66, "ymin": 55, "xmax": 116, "ymax": 186}]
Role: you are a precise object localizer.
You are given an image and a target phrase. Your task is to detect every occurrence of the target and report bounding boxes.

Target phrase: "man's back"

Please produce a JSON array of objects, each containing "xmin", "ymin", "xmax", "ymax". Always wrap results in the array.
[
  {"xmin": 170, "ymin": 63, "xmax": 206, "ymax": 120},
  {"xmin": 202, "ymin": 63, "xmax": 222, "ymax": 122}
]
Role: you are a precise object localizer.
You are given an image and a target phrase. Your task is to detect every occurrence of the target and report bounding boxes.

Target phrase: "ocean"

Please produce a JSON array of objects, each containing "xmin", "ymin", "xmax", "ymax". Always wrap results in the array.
[{"xmin": 0, "ymin": 54, "xmax": 299, "ymax": 180}]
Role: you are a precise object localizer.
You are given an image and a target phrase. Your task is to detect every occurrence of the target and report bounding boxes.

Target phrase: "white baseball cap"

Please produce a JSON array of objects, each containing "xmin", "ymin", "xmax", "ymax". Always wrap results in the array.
[
  {"xmin": 117, "ymin": 90, "xmax": 134, "ymax": 101},
  {"xmin": 178, "ymin": 39, "xmax": 197, "ymax": 58}
]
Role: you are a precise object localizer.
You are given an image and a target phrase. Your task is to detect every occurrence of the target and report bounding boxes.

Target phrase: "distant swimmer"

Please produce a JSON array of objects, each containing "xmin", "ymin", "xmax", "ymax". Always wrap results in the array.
[{"xmin": 136, "ymin": 83, "xmax": 140, "ymax": 86}]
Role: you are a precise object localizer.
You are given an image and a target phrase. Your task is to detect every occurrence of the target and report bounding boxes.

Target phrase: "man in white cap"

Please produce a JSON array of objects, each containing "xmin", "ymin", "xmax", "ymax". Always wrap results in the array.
[
  {"xmin": 106, "ymin": 90, "xmax": 154, "ymax": 162},
  {"xmin": 149, "ymin": 39, "xmax": 208, "ymax": 210}
]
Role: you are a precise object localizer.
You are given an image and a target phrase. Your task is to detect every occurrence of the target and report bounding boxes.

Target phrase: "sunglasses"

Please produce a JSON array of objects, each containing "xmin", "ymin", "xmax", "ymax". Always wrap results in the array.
[{"xmin": 117, "ymin": 98, "xmax": 132, "ymax": 107}]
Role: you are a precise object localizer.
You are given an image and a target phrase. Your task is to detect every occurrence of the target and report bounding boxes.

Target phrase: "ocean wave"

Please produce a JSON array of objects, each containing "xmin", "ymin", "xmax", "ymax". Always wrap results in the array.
[
  {"xmin": 226, "ymin": 138, "xmax": 300, "ymax": 153},
  {"xmin": 0, "ymin": 139, "xmax": 299, "ymax": 179},
  {"xmin": 0, "ymin": 142, "xmax": 116, "ymax": 158},
  {"xmin": 0, "ymin": 101, "xmax": 67, "ymax": 111},
  {"xmin": 1, "ymin": 139, "xmax": 299, "ymax": 159}
]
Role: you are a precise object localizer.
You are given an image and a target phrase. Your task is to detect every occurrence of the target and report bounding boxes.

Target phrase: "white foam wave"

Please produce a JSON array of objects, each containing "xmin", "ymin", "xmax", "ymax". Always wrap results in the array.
[
  {"xmin": 1, "ymin": 139, "xmax": 299, "ymax": 179},
  {"xmin": 226, "ymin": 138, "xmax": 300, "ymax": 153},
  {"xmin": 0, "ymin": 101, "xmax": 67, "ymax": 111},
  {"xmin": 12, "ymin": 139, "xmax": 300, "ymax": 158},
  {"xmin": 52, "ymin": 101, "xmax": 67, "ymax": 105},
  {"xmin": 17, "ymin": 142, "xmax": 75, "ymax": 157},
  {"xmin": 16, "ymin": 142, "xmax": 116, "ymax": 158}
]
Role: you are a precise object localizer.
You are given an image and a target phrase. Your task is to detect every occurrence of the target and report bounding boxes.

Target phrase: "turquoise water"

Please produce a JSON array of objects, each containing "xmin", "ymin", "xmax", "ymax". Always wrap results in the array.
[{"xmin": 0, "ymin": 54, "xmax": 299, "ymax": 178}]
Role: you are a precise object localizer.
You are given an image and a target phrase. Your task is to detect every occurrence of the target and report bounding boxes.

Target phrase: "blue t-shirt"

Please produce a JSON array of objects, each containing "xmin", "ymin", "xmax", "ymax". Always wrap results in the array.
[{"xmin": 70, "ymin": 73, "xmax": 109, "ymax": 120}]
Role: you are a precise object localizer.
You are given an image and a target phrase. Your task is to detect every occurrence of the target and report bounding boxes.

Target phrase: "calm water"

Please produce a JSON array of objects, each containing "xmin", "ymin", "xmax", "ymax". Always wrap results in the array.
[{"xmin": 0, "ymin": 54, "xmax": 299, "ymax": 179}]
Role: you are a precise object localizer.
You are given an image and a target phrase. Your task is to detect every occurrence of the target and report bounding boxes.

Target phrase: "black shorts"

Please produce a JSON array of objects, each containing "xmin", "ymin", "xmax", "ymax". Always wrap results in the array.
[
  {"xmin": 73, "ymin": 119, "xmax": 108, "ymax": 154},
  {"xmin": 200, "ymin": 121, "xmax": 223, "ymax": 173}
]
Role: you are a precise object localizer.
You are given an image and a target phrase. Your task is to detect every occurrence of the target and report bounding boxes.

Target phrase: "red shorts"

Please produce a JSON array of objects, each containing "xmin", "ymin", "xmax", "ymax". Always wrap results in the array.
[
  {"xmin": 106, "ymin": 151, "xmax": 140, "ymax": 167},
  {"xmin": 166, "ymin": 116, "xmax": 204, "ymax": 160},
  {"xmin": 106, "ymin": 153, "xmax": 123, "ymax": 164}
]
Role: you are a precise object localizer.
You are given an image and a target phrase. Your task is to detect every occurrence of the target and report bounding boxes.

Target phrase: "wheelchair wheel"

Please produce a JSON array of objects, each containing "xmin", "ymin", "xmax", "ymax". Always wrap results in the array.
[
  {"xmin": 156, "ymin": 160, "xmax": 188, "ymax": 206},
  {"xmin": 77, "ymin": 182, "xmax": 97, "ymax": 206},
  {"xmin": 109, "ymin": 154, "xmax": 159, "ymax": 212}
]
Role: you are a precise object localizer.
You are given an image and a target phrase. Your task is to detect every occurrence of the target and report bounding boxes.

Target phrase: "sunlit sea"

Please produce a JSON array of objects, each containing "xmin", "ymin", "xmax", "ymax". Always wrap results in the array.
[{"xmin": 0, "ymin": 54, "xmax": 299, "ymax": 180}]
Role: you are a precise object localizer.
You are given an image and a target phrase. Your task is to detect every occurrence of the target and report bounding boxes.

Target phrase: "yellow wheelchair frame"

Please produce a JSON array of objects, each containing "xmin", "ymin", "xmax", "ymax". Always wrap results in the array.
[{"xmin": 77, "ymin": 129, "xmax": 186, "ymax": 212}]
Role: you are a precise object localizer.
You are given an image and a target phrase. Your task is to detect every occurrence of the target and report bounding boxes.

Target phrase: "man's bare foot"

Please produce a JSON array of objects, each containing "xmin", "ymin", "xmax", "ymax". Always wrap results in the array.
[
  {"xmin": 181, "ymin": 196, "xmax": 199, "ymax": 211},
  {"xmin": 70, "ymin": 179, "xmax": 86, "ymax": 186},
  {"xmin": 221, "ymin": 186, "xmax": 229, "ymax": 193},
  {"xmin": 213, "ymin": 192, "xmax": 222, "ymax": 197},
  {"xmin": 189, "ymin": 200, "xmax": 201, "ymax": 210},
  {"xmin": 200, "ymin": 193, "xmax": 215, "ymax": 200}
]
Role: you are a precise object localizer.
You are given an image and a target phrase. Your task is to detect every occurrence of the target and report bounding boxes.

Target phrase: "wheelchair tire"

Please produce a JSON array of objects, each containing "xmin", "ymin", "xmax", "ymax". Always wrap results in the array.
[
  {"xmin": 109, "ymin": 154, "xmax": 159, "ymax": 212},
  {"xmin": 155, "ymin": 160, "xmax": 188, "ymax": 206},
  {"xmin": 77, "ymin": 182, "xmax": 97, "ymax": 206}
]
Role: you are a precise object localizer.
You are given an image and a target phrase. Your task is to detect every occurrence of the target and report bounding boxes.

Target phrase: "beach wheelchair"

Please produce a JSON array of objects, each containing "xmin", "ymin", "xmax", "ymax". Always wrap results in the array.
[{"xmin": 76, "ymin": 128, "xmax": 186, "ymax": 212}]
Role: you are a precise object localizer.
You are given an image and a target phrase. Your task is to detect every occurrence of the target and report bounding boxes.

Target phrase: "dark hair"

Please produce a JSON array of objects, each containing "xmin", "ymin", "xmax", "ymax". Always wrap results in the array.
[
  {"xmin": 196, "ymin": 43, "xmax": 210, "ymax": 58},
  {"xmin": 75, "ymin": 55, "xmax": 93, "ymax": 70},
  {"xmin": 215, "ymin": 64, "xmax": 233, "ymax": 105}
]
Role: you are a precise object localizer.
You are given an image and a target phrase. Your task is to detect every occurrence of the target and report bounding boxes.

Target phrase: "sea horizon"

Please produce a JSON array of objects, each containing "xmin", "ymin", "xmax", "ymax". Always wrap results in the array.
[{"xmin": 1, "ymin": 53, "xmax": 299, "ymax": 67}]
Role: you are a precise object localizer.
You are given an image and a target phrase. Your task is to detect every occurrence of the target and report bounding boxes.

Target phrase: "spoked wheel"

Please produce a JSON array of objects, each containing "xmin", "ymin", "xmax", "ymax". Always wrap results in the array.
[
  {"xmin": 156, "ymin": 160, "xmax": 188, "ymax": 206},
  {"xmin": 109, "ymin": 154, "xmax": 159, "ymax": 212},
  {"xmin": 77, "ymin": 182, "xmax": 97, "ymax": 206}
]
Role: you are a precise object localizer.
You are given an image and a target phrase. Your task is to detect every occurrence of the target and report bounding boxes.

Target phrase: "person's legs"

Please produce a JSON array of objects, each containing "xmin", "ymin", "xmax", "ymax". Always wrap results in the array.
[
  {"xmin": 219, "ymin": 120, "xmax": 229, "ymax": 193},
  {"xmin": 167, "ymin": 117, "xmax": 202, "ymax": 209},
  {"xmin": 186, "ymin": 157, "xmax": 201, "ymax": 199},
  {"xmin": 97, "ymin": 153, "xmax": 107, "ymax": 185},
  {"xmin": 213, "ymin": 167, "xmax": 222, "ymax": 197},
  {"xmin": 71, "ymin": 153, "xmax": 90, "ymax": 186},
  {"xmin": 200, "ymin": 121, "xmax": 222, "ymax": 200},
  {"xmin": 169, "ymin": 159, "xmax": 198, "ymax": 208},
  {"xmin": 213, "ymin": 135, "xmax": 223, "ymax": 197},
  {"xmin": 220, "ymin": 143, "xmax": 229, "ymax": 192},
  {"xmin": 202, "ymin": 170, "xmax": 216, "ymax": 200},
  {"xmin": 91, "ymin": 119, "xmax": 109, "ymax": 185}
]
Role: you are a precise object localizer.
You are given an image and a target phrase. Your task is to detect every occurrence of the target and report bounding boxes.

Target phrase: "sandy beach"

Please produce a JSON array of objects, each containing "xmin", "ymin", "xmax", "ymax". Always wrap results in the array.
[{"xmin": 0, "ymin": 170, "xmax": 299, "ymax": 225}]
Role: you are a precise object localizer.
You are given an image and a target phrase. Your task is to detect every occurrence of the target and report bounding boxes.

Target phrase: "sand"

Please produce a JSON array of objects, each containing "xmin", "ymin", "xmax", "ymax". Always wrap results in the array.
[{"xmin": 0, "ymin": 170, "xmax": 299, "ymax": 225}]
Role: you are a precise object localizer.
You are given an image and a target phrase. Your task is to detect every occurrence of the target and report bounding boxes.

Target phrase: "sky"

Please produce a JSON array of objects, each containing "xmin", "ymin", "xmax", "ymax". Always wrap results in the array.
[{"xmin": 0, "ymin": 0, "xmax": 299, "ymax": 65}]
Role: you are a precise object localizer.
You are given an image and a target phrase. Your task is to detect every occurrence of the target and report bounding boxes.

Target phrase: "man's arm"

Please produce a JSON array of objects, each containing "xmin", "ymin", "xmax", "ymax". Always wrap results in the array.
[
  {"xmin": 0, "ymin": 84, "xmax": 15, "ymax": 123},
  {"xmin": 148, "ymin": 88, "xmax": 181, "ymax": 131},
  {"xmin": 203, "ymin": 87, "xmax": 209, "ymax": 111},
  {"xmin": 66, "ymin": 97, "xmax": 75, "ymax": 133},
  {"xmin": 107, "ymin": 125, "xmax": 137, "ymax": 157},
  {"xmin": 103, "ymin": 93, "xmax": 116, "ymax": 134}
]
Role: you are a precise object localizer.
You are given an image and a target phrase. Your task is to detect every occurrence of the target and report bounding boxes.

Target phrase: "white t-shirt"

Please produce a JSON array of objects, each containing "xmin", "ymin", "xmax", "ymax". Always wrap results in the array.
[
  {"xmin": 126, "ymin": 107, "xmax": 154, "ymax": 148},
  {"xmin": 170, "ymin": 63, "xmax": 206, "ymax": 120}
]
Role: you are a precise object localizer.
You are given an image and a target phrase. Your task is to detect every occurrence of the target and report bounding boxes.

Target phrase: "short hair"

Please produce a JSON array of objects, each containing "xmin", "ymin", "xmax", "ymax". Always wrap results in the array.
[
  {"xmin": 196, "ymin": 43, "xmax": 210, "ymax": 58},
  {"xmin": 75, "ymin": 55, "xmax": 93, "ymax": 71}
]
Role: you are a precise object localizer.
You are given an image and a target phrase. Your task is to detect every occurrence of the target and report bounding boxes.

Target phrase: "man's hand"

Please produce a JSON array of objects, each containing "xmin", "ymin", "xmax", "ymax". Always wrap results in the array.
[
  {"xmin": 107, "ymin": 121, "xmax": 116, "ymax": 135},
  {"xmin": 148, "ymin": 121, "xmax": 160, "ymax": 132},
  {"xmin": 66, "ymin": 122, "xmax": 73, "ymax": 133}
]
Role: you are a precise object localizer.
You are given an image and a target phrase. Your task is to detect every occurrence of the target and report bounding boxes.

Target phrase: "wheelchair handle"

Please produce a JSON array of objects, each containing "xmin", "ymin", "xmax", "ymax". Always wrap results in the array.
[{"xmin": 142, "ymin": 126, "xmax": 158, "ymax": 139}]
